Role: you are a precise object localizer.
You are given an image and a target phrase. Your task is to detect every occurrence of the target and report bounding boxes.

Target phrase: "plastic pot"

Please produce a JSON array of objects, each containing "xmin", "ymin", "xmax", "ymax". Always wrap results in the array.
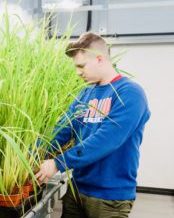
[{"xmin": 0, "ymin": 186, "xmax": 43, "ymax": 218}]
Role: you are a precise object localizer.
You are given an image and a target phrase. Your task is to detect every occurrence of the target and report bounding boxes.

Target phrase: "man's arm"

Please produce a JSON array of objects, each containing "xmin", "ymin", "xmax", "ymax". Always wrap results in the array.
[{"xmin": 35, "ymin": 89, "xmax": 87, "ymax": 183}]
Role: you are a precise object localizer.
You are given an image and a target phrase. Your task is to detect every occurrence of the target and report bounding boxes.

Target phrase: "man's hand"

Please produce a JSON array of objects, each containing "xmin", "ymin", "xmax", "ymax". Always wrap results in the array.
[{"xmin": 35, "ymin": 159, "xmax": 58, "ymax": 184}]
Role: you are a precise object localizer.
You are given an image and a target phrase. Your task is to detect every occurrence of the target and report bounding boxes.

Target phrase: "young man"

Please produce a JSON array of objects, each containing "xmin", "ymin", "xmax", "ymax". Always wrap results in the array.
[{"xmin": 36, "ymin": 32, "xmax": 151, "ymax": 218}]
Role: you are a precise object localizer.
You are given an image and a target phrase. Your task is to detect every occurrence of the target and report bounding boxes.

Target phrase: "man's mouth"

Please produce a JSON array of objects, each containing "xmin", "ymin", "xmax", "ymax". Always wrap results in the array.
[{"xmin": 81, "ymin": 76, "xmax": 86, "ymax": 80}]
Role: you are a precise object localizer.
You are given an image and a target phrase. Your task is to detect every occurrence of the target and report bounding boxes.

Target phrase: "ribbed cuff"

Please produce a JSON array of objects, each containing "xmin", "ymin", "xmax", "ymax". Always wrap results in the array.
[{"xmin": 54, "ymin": 155, "xmax": 66, "ymax": 173}]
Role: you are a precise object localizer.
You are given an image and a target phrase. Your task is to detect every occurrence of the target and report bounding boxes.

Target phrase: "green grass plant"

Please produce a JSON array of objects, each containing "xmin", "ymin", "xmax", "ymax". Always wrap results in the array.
[{"xmin": 0, "ymin": 10, "xmax": 85, "ymax": 196}]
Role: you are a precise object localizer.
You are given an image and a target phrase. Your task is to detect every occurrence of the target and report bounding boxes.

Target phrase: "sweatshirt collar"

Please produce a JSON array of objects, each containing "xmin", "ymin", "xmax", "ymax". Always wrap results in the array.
[{"xmin": 110, "ymin": 74, "xmax": 122, "ymax": 83}]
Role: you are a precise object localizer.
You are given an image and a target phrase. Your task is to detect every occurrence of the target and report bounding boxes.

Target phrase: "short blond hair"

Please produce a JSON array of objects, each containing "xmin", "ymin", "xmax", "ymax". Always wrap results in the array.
[{"xmin": 65, "ymin": 32, "xmax": 108, "ymax": 57}]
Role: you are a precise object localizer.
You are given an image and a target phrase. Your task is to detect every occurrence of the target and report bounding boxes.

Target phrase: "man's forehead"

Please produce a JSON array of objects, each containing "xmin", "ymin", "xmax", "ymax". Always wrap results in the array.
[{"xmin": 73, "ymin": 52, "xmax": 87, "ymax": 64}]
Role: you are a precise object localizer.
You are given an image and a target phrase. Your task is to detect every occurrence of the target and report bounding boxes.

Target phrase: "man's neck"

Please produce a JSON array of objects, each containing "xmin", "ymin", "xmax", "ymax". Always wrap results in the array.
[{"xmin": 99, "ymin": 68, "xmax": 119, "ymax": 85}]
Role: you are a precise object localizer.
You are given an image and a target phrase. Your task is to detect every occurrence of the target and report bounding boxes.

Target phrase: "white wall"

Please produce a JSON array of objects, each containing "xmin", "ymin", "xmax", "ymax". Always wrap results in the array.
[{"xmin": 111, "ymin": 43, "xmax": 174, "ymax": 189}]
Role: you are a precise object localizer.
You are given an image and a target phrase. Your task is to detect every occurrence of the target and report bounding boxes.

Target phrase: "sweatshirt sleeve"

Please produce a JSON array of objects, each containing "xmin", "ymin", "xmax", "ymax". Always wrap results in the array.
[{"xmin": 54, "ymin": 87, "xmax": 150, "ymax": 172}]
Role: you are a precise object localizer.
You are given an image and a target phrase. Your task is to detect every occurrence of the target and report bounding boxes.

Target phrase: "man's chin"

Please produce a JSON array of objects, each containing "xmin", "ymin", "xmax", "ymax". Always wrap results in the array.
[
  {"xmin": 84, "ymin": 79, "xmax": 98, "ymax": 85},
  {"xmin": 86, "ymin": 81, "xmax": 97, "ymax": 85}
]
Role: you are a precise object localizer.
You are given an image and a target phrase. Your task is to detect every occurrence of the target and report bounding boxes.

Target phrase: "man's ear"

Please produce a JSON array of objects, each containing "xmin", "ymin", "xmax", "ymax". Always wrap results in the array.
[{"xmin": 96, "ymin": 55, "xmax": 103, "ymax": 63}]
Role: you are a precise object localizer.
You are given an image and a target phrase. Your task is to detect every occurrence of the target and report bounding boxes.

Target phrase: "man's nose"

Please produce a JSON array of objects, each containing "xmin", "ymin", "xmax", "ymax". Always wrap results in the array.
[{"xmin": 77, "ymin": 69, "xmax": 83, "ymax": 76}]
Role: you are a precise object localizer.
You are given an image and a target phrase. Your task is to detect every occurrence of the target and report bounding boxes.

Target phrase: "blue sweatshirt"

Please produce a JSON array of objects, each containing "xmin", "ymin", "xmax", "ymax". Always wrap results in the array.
[{"xmin": 52, "ymin": 76, "xmax": 151, "ymax": 200}]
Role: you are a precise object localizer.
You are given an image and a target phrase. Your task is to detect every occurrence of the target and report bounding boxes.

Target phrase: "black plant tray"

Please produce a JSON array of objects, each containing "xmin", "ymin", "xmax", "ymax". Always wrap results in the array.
[{"xmin": 0, "ymin": 187, "xmax": 43, "ymax": 218}]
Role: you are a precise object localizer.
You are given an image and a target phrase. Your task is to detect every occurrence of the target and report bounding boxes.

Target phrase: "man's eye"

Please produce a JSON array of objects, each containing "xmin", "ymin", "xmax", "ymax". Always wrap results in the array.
[{"xmin": 77, "ymin": 65, "xmax": 85, "ymax": 69}]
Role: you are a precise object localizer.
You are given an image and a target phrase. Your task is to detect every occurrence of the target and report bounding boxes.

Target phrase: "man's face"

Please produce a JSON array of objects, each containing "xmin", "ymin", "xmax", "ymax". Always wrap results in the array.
[{"xmin": 73, "ymin": 51, "xmax": 102, "ymax": 84}]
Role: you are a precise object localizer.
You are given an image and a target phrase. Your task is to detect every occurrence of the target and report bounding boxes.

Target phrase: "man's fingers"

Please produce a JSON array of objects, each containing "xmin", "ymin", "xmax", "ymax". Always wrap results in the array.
[
  {"xmin": 35, "ymin": 171, "xmax": 47, "ymax": 184},
  {"xmin": 35, "ymin": 171, "xmax": 42, "ymax": 179},
  {"xmin": 43, "ymin": 177, "xmax": 49, "ymax": 184},
  {"xmin": 35, "ymin": 159, "xmax": 58, "ymax": 183},
  {"xmin": 39, "ymin": 174, "xmax": 47, "ymax": 183}
]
